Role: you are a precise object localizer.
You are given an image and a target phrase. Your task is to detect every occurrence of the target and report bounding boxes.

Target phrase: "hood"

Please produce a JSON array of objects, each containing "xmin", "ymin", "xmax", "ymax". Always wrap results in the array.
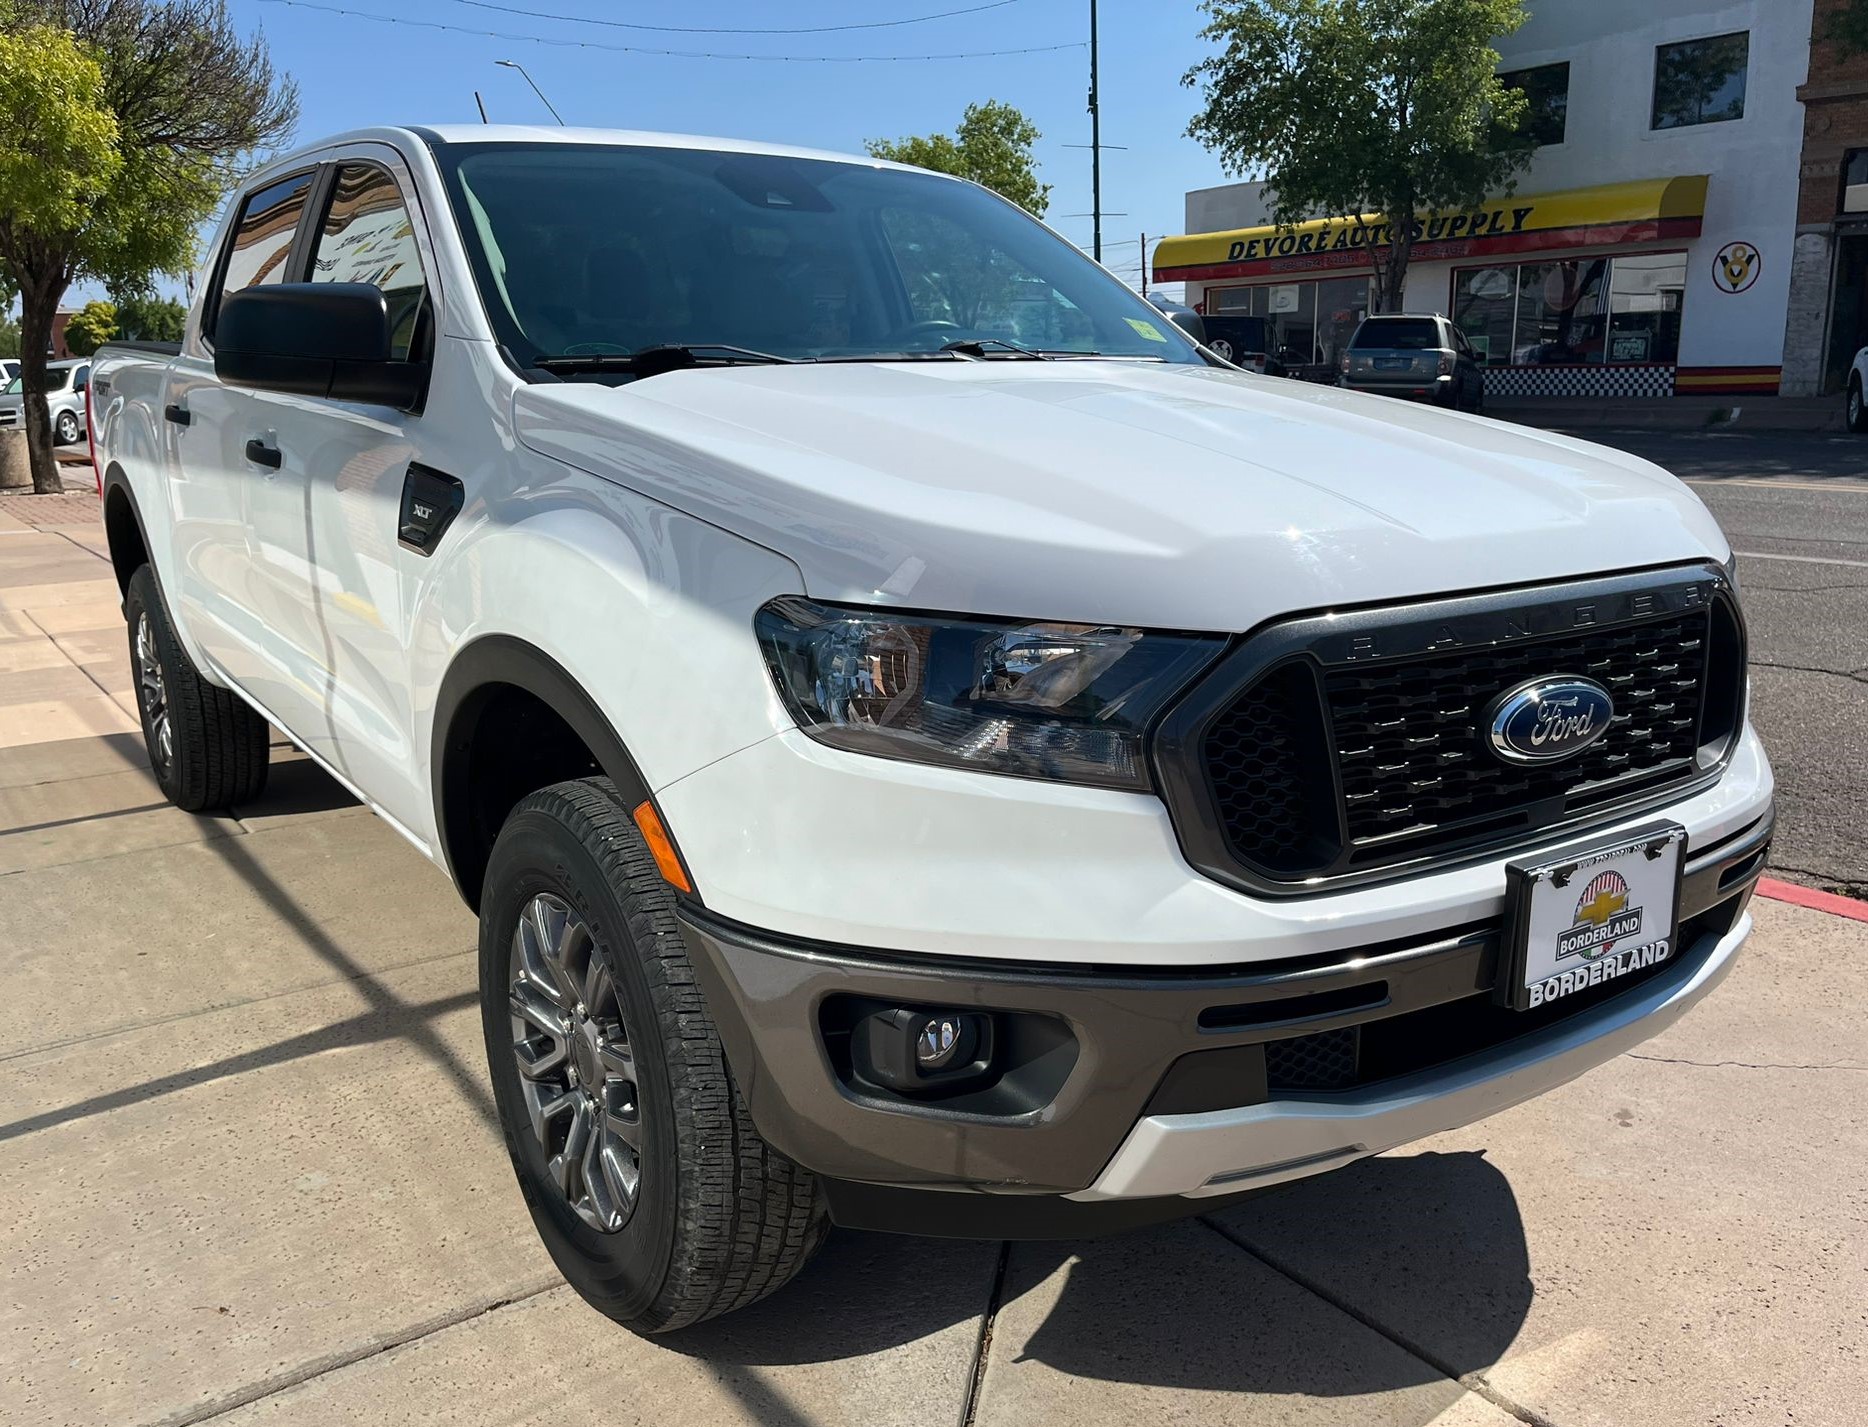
[{"xmin": 513, "ymin": 360, "xmax": 1728, "ymax": 630}]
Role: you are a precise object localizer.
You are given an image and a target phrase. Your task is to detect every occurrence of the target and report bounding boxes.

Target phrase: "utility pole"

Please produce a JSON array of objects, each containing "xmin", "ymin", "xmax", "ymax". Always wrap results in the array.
[
  {"xmin": 496, "ymin": 58, "xmax": 565, "ymax": 126},
  {"xmin": 1088, "ymin": 0, "xmax": 1102, "ymax": 263},
  {"xmin": 1139, "ymin": 233, "xmax": 1147, "ymax": 294}
]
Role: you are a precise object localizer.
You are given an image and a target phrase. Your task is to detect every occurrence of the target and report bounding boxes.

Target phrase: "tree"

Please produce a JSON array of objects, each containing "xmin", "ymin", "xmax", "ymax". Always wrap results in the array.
[
  {"xmin": 111, "ymin": 288, "xmax": 186, "ymax": 341},
  {"xmin": 867, "ymin": 100, "xmax": 1052, "ymax": 217},
  {"xmin": 63, "ymin": 297, "xmax": 116, "ymax": 354},
  {"xmin": 0, "ymin": 2, "xmax": 297, "ymax": 492},
  {"xmin": 1184, "ymin": 0, "xmax": 1531, "ymax": 313},
  {"xmin": 0, "ymin": 315, "xmax": 19, "ymax": 359}
]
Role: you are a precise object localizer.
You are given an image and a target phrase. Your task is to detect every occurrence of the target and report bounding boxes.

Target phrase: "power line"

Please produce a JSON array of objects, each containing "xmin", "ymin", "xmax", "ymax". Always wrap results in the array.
[
  {"xmin": 442, "ymin": 0, "xmax": 1025, "ymax": 34},
  {"xmin": 256, "ymin": 0, "xmax": 1082, "ymax": 61}
]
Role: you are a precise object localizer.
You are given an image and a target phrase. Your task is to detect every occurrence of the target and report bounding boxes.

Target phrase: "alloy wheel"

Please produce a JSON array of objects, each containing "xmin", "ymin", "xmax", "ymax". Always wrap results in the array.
[
  {"xmin": 55, "ymin": 411, "xmax": 79, "ymax": 444},
  {"xmin": 134, "ymin": 612, "xmax": 173, "ymax": 774},
  {"xmin": 508, "ymin": 892, "xmax": 642, "ymax": 1233}
]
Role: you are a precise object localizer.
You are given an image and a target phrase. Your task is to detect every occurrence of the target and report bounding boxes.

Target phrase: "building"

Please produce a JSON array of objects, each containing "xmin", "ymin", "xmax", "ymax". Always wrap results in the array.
[
  {"xmin": 1155, "ymin": 0, "xmax": 1814, "ymax": 400},
  {"xmin": 1783, "ymin": 0, "xmax": 1868, "ymax": 395}
]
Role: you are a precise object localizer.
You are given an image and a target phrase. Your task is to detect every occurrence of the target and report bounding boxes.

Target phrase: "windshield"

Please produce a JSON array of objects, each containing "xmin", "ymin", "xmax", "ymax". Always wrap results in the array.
[
  {"xmin": 432, "ymin": 142, "xmax": 1204, "ymax": 369},
  {"xmin": 1351, "ymin": 319, "xmax": 1444, "ymax": 351},
  {"xmin": 1, "ymin": 377, "xmax": 19, "ymax": 396}
]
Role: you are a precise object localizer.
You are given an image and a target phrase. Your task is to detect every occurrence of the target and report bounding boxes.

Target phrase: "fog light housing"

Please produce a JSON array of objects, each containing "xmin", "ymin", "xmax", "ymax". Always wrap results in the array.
[{"xmin": 854, "ymin": 1007, "xmax": 995, "ymax": 1095}]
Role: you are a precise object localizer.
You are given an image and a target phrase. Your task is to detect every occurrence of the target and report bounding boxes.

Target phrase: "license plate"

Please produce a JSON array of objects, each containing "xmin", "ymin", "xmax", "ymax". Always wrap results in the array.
[
  {"xmin": 1500, "ymin": 824, "xmax": 1686, "ymax": 1012},
  {"xmin": 1374, "ymin": 357, "xmax": 1411, "ymax": 370}
]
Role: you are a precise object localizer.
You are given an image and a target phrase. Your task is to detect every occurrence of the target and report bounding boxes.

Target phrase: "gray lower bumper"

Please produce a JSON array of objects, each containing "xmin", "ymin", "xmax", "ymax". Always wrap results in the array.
[{"xmin": 1072, "ymin": 910, "xmax": 1751, "ymax": 1200}]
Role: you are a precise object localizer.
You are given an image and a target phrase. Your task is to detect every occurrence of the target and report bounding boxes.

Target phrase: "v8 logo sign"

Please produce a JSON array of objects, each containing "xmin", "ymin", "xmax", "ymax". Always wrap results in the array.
[{"xmin": 1713, "ymin": 240, "xmax": 1761, "ymax": 294}]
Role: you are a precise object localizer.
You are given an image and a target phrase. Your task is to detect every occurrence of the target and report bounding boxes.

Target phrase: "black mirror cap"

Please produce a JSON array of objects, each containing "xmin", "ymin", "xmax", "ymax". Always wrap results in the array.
[
  {"xmin": 1164, "ymin": 307, "xmax": 1206, "ymax": 345},
  {"xmin": 215, "ymin": 282, "xmax": 427, "ymax": 407}
]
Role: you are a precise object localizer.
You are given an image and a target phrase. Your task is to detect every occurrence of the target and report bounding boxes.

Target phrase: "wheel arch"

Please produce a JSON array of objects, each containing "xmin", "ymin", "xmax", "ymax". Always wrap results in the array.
[
  {"xmin": 432, "ymin": 634, "xmax": 669, "ymax": 913},
  {"xmin": 101, "ymin": 464, "xmax": 152, "ymax": 599}
]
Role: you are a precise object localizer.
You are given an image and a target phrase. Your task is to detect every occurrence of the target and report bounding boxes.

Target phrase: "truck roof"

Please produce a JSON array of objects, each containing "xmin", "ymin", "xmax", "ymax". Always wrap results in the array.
[{"xmin": 253, "ymin": 124, "xmax": 932, "ymax": 184}]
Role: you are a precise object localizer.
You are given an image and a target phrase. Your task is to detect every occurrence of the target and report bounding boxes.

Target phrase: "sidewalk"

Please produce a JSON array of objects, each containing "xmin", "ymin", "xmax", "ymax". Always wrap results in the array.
[{"xmin": 1, "ymin": 492, "xmax": 1863, "ymax": 1427}]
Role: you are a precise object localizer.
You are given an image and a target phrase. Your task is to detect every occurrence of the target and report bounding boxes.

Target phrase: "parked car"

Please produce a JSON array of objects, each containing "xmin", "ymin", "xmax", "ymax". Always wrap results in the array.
[
  {"xmin": 1847, "ymin": 345, "xmax": 1867, "ymax": 432},
  {"xmin": 1200, "ymin": 314, "xmax": 1287, "ymax": 376},
  {"xmin": 0, "ymin": 358, "xmax": 91, "ymax": 444},
  {"xmin": 1340, "ymin": 312, "xmax": 1485, "ymax": 410},
  {"xmin": 0, "ymin": 359, "xmax": 18, "ymax": 386},
  {"xmin": 92, "ymin": 126, "xmax": 1771, "ymax": 1333}
]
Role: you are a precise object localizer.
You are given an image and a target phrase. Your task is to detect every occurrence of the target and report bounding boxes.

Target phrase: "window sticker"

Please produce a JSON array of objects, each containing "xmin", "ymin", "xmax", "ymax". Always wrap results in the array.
[{"xmin": 1125, "ymin": 317, "xmax": 1168, "ymax": 342}]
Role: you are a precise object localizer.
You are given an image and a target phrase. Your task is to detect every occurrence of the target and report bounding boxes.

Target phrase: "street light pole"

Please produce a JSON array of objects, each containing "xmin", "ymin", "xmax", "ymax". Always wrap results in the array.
[
  {"xmin": 495, "ymin": 59, "xmax": 565, "ymax": 125},
  {"xmin": 1088, "ymin": 0, "xmax": 1102, "ymax": 263}
]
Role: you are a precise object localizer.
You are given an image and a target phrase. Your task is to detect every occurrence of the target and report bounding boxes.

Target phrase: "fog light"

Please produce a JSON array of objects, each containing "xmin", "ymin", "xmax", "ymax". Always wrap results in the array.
[{"xmin": 855, "ymin": 1007, "xmax": 994, "ymax": 1095}]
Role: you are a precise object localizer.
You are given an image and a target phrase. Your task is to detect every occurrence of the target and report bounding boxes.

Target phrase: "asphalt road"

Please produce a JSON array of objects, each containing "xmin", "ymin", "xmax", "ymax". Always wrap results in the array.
[{"xmin": 1575, "ymin": 429, "xmax": 1868, "ymax": 896}]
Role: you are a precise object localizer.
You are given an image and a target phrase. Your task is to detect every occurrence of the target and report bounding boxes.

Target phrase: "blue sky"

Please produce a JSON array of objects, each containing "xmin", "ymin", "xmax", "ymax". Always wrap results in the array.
[{"xmin": 76, "ymin": 0, "xmax": 1243, "ymax": 306}]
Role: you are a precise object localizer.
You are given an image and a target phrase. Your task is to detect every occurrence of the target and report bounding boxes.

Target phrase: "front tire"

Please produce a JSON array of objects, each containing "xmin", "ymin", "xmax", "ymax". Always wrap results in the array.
[
  {"xmin": 125, "ymin": 565, "xmax": 270, "ymax": 811},
  {"xmin": 1848, "ymin": 377, "xmax": 1867, "ymax": 433},
  {"xmin": 479, "ymin": 778, "xmax": 827, "ymax": 1333}
]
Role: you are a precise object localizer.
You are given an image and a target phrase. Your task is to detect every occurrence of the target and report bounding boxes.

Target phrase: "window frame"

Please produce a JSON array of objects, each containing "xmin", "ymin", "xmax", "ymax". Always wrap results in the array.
[
  {"xmin": 1650, "ymin": 30, "xmax": 1750, "ymax": 132},
  {"xmin": 200, "ymin": 165, "xmax": 323, "ymax": 349},
  {"xmin": 1841, "ymin": 148, "xmax": 1868, "ymax": 216},
  {"xmin": 1497, "ymin": 60, "xmax": 1571, "ymax": 148}
]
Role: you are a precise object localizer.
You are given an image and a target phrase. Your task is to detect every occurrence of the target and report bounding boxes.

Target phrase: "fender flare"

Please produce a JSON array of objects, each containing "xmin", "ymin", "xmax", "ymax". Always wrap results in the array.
[
  {"xmin": 100, "ymin": 464, "xmax": 155, "ymax": 600},
  {"xmin": 431, "ymin": 633, "xmax": 663, "ymax": 909}
]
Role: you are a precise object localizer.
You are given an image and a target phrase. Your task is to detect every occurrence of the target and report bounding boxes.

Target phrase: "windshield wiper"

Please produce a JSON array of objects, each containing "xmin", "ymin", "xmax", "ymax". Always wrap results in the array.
[
  {"xmin": 939, "ymin": 336, "xmax": 1046, "ymax": 360},
  {"xmin": 533, "ymin": 343, "xmax": 799, "ymax": 377}
]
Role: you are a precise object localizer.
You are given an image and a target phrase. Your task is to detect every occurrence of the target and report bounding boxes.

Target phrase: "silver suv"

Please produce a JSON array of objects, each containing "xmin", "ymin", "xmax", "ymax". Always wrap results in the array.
[
  {"xmin": 1339, "ymin": 313, "xmax": 1484, "ymax": 412},
  {"xmin": 0, "ymin": 359, "xmax": 91, "ymax": 444}
]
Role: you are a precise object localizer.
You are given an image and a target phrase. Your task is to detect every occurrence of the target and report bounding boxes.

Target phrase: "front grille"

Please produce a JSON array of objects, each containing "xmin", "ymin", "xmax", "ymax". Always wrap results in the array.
[
  {"xmin": 1155, "ymin": 568, "xmax": 1744, "ymax": 892},
  {"xmin": 1325, "ymin": 610, "xmax": 1710, "ymax": 861}
]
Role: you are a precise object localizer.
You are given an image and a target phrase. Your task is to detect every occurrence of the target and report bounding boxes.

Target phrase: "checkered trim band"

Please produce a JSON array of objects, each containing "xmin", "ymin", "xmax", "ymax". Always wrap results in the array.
[{"xmin": 1481, "ymin": 365, "xmax": 1675, "ymax": 399}]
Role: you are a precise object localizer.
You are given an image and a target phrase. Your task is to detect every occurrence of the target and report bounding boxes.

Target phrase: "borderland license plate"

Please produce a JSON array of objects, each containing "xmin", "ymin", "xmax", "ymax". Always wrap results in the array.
[{"xmin": 1500, "ymin": 824, "xmax": 1686, "ymax": 1012}]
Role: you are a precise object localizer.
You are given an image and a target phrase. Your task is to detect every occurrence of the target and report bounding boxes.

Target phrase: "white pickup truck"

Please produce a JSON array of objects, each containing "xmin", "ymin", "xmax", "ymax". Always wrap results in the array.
[{"xmin": 91, "ymin": 125, "xmax": 1773, "ymax": 1332}]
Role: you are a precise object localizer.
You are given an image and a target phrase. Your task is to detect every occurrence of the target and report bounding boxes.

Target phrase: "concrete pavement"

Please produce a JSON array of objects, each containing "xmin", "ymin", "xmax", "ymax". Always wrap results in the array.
[{"xmin": 1, "ymin": 489, "xmax": 1863, "ymax": 1426}]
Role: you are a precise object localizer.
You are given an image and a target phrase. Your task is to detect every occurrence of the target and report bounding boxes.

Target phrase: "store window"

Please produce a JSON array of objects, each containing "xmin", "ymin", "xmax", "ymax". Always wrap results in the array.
[
  {"xmin": 1843, "ymin": 150, "xmax": 1868, "ymax": 215},
  {"xmin": 1515, "ymin": 260, "xmax": 1608, "ymax": 364},
  {"xmin": 1205, "ymin": 277, "xmax": 1368, "ymax": 365},
  {"xmin": 1453, "ymin": 267, "xmax": 1516, "ymax": 366},
  {"xmin": 1604, "ymin": 253, "xmax": 1686, "ymax": 364},
  {"xmin": 1455, "ymin": 253, "xmax": 1683, "ymax": 366},
  {"xmin": 1652, "ymin": 32, "xmax": 1748, "ymax": 130},
  {"xmin": 1499, "ymin": 62, "xmax": 1569, "ymax": 147}
]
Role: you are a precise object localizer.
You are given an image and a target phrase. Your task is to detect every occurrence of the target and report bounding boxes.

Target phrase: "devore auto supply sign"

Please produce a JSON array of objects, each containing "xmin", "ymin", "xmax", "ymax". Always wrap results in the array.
[{"xmin": 1510, "ymin": 828, "xmax": 1685, "ymax": 1011}]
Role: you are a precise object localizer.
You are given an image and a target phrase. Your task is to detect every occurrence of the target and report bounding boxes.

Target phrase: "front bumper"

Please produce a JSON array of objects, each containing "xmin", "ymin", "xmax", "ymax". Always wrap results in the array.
[{"xmin": 680, "ymin": 806, "xmax": 1770, "ymax": 1236}]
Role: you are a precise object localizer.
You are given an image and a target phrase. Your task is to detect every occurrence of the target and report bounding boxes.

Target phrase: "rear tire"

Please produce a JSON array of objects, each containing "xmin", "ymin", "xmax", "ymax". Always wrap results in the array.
[
  {"xmin": 479, "ymin": 778, "xmax": 827, "ymax": 1333},
  {"xmin": 54, "ymin": 409, "xmax": 79, "ymax": 445},
  {"xmin": 1848, "ymin": 377, "xmax": 1867, "ymax": 433},
  {"xmin": 124, "ymin": 565, "xmax": 270, "ymax": 811}
]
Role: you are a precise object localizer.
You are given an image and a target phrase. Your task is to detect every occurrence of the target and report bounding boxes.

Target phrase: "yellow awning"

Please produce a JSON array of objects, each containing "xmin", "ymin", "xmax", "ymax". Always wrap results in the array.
[{"xmin": 1154, "ymin": 176, "xmax": 1710, "ymax": 282}]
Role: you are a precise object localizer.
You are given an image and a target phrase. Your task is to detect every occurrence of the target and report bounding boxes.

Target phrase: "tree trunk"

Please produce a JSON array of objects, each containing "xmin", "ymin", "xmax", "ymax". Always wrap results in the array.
[
  {"xmin": 1375, "ymin": 211, "xmax": 1415, "ymax": 315},
  {"xmin": 16, "ymin": 281, "xmax": 66, "ymax": 495}
]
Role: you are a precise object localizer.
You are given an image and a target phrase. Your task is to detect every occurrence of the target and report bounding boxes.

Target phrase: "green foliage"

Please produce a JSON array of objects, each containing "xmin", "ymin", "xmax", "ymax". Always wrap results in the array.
[
  {"xmin": 1184, "ymin": 0, "xmax": 1531, "ymax": 311},
  {"xmin": 867, "ymin": 100, "xmax": 1052, "ymax": 217},
  {"xmin": 0, "ymin": 1, "xmax": 298, "ymax": 489},
  {"xmin": 63, "ymin": 297, "xmax": 116, "ymax": 354},
  {"xmin": 111, "ymin": 288, "xmax": 187, "ymax": 342},
  {"xmin": 0, "ymin": 315, "xmax": 19, "ymax": 359}
]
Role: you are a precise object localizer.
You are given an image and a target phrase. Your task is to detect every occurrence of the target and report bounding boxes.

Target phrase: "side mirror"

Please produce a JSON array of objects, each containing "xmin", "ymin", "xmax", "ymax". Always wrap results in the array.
[
  {"xmin": 1164, "ymin": 308, "xmax": 1206, "ymax": 345},
  {"xmin": 215, "ymin": 283, "xmax": 425, "ymax": 407}
]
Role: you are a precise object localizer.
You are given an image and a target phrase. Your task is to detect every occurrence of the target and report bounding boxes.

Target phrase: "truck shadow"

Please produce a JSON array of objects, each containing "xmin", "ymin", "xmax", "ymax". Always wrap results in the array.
[{"xmin": 672, "ymin": 1150, "xmax": 1531, "ymax": 1403}]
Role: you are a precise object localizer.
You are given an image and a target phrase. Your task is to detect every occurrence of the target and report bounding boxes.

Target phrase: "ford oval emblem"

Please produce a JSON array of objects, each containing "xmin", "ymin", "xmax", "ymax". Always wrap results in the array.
[{"xmin": 1487, "ymin": 678, "xmax": 1614, "ymax": 764}]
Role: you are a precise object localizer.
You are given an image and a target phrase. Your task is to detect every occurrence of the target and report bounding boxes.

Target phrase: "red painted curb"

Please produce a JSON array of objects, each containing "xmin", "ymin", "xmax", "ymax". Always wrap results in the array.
[{"xmin": 1755, "ymin": 877, "xmax": 1868, "ymax": 923}]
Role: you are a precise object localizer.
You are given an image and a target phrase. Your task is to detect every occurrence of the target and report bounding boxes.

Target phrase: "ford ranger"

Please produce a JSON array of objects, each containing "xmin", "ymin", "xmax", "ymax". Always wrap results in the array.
[{"xmin": 89, "ymin": 126, "xmax": 1774, "ymax": 1333}]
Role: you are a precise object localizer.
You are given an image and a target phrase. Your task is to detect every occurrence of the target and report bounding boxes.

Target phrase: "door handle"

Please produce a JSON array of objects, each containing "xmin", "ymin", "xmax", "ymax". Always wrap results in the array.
[
  {"xmin": 244, "ymin": 438, "xmax": 282, "ymax": 469},
  {"xmin": 163, "ymin": 403, "xmax": 190, "ymax": 427}
]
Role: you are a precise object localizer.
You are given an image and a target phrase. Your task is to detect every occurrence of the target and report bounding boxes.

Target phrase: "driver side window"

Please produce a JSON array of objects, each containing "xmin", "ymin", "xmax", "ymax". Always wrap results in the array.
[{"xmin": 309, "ymin": 163, "xmax": 429, "ymax": 362}]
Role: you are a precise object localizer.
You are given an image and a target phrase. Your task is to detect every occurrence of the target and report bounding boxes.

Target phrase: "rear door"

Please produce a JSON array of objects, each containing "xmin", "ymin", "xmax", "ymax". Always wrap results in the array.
[{"xmin": 164, "ymin": 168, "xmax": 319, "ymax": 686}]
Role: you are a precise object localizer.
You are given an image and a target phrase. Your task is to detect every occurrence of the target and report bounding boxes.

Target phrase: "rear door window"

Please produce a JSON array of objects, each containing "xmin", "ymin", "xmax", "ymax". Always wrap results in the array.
[
  {"xmin": 1352, "ymin": 319, "xmax": 1443, "ymax": 350},
  {"xmin": 210, "ymin": 170, "xmax": 316, "ymax": 339}
]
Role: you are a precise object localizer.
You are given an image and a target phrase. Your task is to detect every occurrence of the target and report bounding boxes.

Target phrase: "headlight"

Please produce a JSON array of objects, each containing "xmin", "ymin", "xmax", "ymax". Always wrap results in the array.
[{"xmin": 755, "ymin": 597, "xmax": 1225, "ymax": 791}]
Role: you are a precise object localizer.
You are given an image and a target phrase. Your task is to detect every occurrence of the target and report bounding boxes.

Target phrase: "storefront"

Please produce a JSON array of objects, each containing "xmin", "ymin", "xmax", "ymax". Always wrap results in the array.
[{"xmin": 1155, "ymin": 175, "xmax": 1788, "ymax": 398}]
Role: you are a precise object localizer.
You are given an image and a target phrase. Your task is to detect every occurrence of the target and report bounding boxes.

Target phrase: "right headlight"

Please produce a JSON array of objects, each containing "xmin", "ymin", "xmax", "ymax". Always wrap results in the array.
[{"xmin": 754, "ymin": 597, "xmax": 1225, "ymax": 791}]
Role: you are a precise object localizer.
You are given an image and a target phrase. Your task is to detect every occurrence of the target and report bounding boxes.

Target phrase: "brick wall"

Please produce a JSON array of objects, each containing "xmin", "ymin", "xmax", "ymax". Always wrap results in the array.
[{"xmin": 1798, "ymin": 0, "xmax": 1868, "ymax": 224}]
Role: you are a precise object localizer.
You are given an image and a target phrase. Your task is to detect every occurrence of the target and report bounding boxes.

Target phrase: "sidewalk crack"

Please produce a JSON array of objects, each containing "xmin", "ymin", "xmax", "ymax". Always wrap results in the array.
[
  {"xmin": 1201, "ymin": 1216, "xmax": 1557, "ymax": 1427},
  {"xmin": 957, "ymin": 1241, "xmax": 1011, "ymax": 1427},
  {"xmin": 1626, "ymin": 1052, "xmax": 1867, "ymax": 1073}
]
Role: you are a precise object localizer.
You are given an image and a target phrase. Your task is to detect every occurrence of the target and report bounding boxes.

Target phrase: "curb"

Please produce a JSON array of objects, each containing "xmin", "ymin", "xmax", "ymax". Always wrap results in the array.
[{"xmin": 1755, "ymin": 877, "xmax": 1868, "ymax": 923}]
